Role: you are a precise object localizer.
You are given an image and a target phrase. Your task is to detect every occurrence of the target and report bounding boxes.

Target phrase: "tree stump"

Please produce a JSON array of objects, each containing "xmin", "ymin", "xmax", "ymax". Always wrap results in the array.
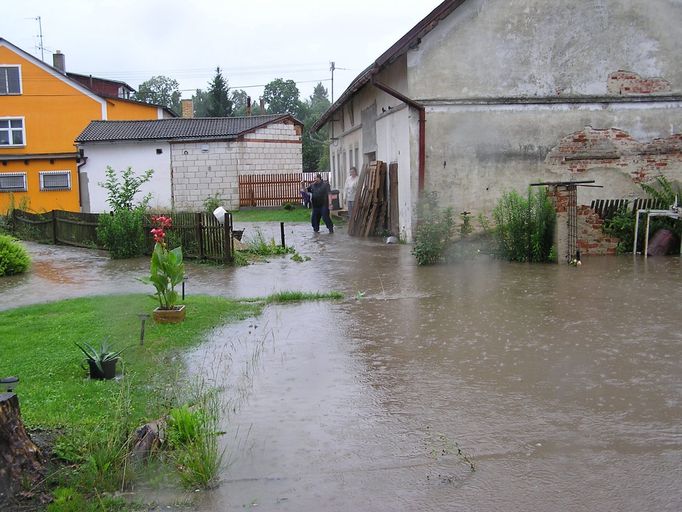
[{"xmin": 0, "ymin": 393, "xmax": 44, "ymax": 503}]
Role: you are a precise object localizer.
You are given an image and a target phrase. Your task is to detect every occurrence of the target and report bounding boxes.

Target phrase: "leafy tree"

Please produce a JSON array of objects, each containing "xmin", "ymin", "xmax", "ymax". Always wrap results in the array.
[
  {"xmin": 206, "ymin": 67, "xmax": 233, "ymax": 117},
  {"xmin": 263, "ymin": 78, "xmax": 302, "ymax": 117},
  {"xmin": 191, "ymin": 89, "xmax": 210, "ymax": 117},
  {"xmin": 231, "ymin": 89, "xmax": 251, "ymax": 116},
  {"xmin": 134, "ymin": 76, "xmax": 181, "ymax": 114},
  {"xmin": 301, "ymin": 83, "xmax": 331, "ymax": 171}
]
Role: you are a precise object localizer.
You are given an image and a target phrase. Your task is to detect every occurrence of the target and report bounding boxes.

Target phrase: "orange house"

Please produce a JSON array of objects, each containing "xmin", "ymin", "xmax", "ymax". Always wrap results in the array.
[{"xmin": 0, "ymin": 38, "xmax": 174, "ymax": 213}]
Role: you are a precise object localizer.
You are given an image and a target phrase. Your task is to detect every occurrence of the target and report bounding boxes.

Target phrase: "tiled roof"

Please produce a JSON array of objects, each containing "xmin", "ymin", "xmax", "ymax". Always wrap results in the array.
[{"xmin": 76, "ymin": 114, "xmax": 293, "ymax": 142}]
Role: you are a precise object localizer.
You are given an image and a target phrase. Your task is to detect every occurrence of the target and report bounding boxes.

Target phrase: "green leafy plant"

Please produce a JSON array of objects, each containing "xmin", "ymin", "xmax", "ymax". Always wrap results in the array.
[
  {"xmin": 74, "ymin": 340, "xmax": 125, "ymax": 375},
  {"xmin": 492, "ymin": 188, "xmax": 556, "ymax": 262},
  {"xmin": 96, "ymin": 208, "xmax": 146, "ymax": 259},
  {"xmin": 139, "ymin": 216, "xmax": 185, "ymax": 310},
  {"xmin": 96, "ymin": 166, "xmax": 153, "ymax": 259},
  {"xmin": 245, "ymin": 229, "xmax": 295, "ymax": 256},
  {"xmin": 202, "ymin": 193, "xmax": 223, "ymax": 214},
  {"xmin": 459, "ymin": 211, "xmax": 473, "ymax": 238},
  {"xmin": 412, "ymin": 192, "xmax": 455, "ymax": 266},
  {"xmin": 0, "ymin": 234, "xmax": 31, "ymax": 276}
]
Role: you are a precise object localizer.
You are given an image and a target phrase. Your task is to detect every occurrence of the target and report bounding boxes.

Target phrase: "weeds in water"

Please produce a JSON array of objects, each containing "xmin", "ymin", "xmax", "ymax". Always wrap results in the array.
[
  {"xmin": 168, "ymin": 390, "xmax": 224, "ymax": 489},
  {"xmin": 245, "ymin": 229, "xmax": 295, "ymax": 256},
  {"xmin": 291, "ymin": 251, "xmax": 311, "ymax": 262},
  {"xmin": 426, "ymin": 431, "xmax": 475, "ymax": 472},
  {"xmin": 355, "ymin": 291, "xmax": 366, "ymax": 300},
  {"xmin": 262, "ymin": 290, "xmax": 343, "ymax": 304}
]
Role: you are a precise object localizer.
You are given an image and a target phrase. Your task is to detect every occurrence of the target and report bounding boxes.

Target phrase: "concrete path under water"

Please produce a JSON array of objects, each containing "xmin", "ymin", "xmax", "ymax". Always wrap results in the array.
[{"xmin": 3, "ymin": 223, "xmax": 681, "ymax": 511}]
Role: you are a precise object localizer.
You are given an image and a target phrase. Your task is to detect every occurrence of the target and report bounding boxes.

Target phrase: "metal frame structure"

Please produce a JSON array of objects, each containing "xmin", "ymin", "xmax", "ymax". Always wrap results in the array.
[{"xmin": 633, "ymin": 207, "xmax": 681, "ymax": 257}]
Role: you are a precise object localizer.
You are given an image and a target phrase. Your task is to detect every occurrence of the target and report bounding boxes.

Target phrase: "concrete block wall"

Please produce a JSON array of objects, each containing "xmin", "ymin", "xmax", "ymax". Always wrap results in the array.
[
  {"xmin": 171, "ymin": 141, "xmax": 240, "ymax": 211},
  {"xmin": 240, "ymin": 123, "xmax": 302, "ymax": 175}
]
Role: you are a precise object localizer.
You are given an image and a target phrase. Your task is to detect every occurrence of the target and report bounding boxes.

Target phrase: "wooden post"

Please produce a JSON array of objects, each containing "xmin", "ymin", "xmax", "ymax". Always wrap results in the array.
[
  {"xmin": 51, "ymin": 210, "xmax": 58, "ymax": 245},
  {"xmin": 195, "ymin": 212, "xmax": 205, "ymax": 260},
  {"xmin": 280, "ymin": 222, "xmax": 285, "ymax": 248},
  {"xmin": 0, "ymin": 393, "xmax": 44, "ymax": 502},
  {"xmin": 223, "ymin": 213, "xmax": 233, "ymax": 264}
]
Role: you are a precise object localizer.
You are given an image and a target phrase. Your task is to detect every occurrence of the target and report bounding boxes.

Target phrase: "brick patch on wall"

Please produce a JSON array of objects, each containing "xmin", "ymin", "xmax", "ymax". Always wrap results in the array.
[
  {"xmin": 575, "ymin": 205, "xmax": 619, "ymax": 256},
  {"xmin": 546, "ymin": 127, "xmax": 682, "ymax": 184},
  {"xmin": 607, "ymin": 70, "xmax": 672, "ymax": 96}
]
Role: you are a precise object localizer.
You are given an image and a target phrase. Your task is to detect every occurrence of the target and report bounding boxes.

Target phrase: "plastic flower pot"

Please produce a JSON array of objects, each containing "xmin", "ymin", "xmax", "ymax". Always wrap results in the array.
[{"xmin": 87, "ymin": 359, "xmax": 118, "ymax": 380}]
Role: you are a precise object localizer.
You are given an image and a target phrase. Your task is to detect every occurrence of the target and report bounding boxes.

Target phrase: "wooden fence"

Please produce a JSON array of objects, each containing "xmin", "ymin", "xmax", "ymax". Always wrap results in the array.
[
  {"xmin": 239, "ymin": 172, "xmax": 330, "ymax": 207},
  {"xmin": 9, "ymin": 209, "xmax": 234, "ymax": 262},
  {"xmin": 590, "ymin": 198, "xmax": 664, "ymax": 220}
]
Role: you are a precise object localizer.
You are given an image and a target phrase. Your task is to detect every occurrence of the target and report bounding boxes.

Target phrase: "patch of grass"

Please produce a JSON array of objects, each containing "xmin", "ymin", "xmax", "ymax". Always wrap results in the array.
[
  {"xmin": 232, "ymin": 206, "xmax": 311, "ymax": 223},
  {"xmin": 0, "ymin": 294, "xmax": 261, "ymax": 439},
  {"xmin": 262, "ymin": 290, "xmax": 344, "ymax": 304},
  {"xmin": 243, "ymin": 229, "xmax": 295, "ymax": 257}
]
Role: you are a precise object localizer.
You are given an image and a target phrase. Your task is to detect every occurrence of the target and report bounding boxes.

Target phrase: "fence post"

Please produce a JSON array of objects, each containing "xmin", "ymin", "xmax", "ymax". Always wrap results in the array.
[
  {"xmin": 195, "ymin": 212, "xmax": 205, "ymax": 260},
  {"xmin": 223, "ymin": 213, "xmax": 234, "ymax": 264},
  {"xmin": 51, "ymin": 210, "xmax": 58, "ymax": 245}
]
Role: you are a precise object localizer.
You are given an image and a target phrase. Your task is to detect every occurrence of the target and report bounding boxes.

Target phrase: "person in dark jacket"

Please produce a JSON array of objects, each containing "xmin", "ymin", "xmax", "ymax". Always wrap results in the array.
[{"xmin": 307, "ymin": 173, "xmax": 334, "ymax": 233}]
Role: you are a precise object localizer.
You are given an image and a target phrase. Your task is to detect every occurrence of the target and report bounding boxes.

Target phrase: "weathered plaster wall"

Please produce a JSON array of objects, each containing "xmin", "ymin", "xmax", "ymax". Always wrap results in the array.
[
  {"xmin": 408, "ymin": 0, "xmax": 682, "ymax": 99},
  {"xmin": 80, "ymin": 141, "xmax": 172, "ymax": 213},
  {"xmin": 424, "ymin": 102, "xmax": 682, "ymax": 219}
]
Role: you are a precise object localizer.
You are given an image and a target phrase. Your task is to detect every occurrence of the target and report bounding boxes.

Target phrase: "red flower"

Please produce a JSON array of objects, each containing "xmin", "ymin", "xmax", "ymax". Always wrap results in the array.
[{"xmin": 150, "ymin": 215, "xmax": 173, "ymax": 245}]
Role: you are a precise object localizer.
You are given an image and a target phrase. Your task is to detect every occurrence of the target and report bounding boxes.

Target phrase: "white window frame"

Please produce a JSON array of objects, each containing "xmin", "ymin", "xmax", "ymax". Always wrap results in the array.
[
  {"xmin": 0, "ymin": 65, "xmax": 22, "ymax": 95},
  {"xmin": 39, "ymin": 170, "xmax": 71, "ymax": 191},
  {"xmin": 0, "ymin": 117, "xmax": 26, "ymax": 147},
  {"xmin": 0, "ymin": 172, "xmax": 27, "ymax": 192}
]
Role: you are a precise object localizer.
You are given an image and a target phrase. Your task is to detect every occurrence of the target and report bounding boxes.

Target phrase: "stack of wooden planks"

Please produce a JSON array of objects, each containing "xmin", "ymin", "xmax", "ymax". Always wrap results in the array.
[{"xmin": 348, "ymin": 160, "xmax": 398, "ymax": 237}]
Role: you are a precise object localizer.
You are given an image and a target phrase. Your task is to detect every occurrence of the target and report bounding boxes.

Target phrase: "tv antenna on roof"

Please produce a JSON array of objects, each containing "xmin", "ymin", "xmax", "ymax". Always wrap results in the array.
[{"xmin": 35, "ymin": 16, "xmax": 45, "ymax": 62}]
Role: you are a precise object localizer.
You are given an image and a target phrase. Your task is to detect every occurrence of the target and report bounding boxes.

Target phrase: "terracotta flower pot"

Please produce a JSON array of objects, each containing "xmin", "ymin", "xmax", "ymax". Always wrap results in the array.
[{"xmin": 153, "ymin": 305, "xmax": 186, "ymax": 324}]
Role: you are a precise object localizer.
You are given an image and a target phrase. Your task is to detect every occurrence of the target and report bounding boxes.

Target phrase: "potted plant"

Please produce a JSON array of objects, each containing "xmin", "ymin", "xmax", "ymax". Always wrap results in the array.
[
  {"xmin": 140, "ymin": 215, "xmax": 186, "ymax": 323},
  {"xmin": 75, "ymin": 340, "xmax": 125, "ymax": 380}
]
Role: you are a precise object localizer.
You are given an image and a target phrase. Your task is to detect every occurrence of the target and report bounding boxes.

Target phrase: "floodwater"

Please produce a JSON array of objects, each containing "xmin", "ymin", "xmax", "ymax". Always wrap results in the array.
[{"xmin": 2, "ymin": 223, "xmax": 681, "ymax": 511}]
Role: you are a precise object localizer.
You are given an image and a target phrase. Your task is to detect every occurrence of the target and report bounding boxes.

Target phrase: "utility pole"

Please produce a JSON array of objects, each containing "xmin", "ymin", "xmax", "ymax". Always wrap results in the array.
[{"xmin": 330, "ymin": 61, "xmax": 335, "ymax": 104}]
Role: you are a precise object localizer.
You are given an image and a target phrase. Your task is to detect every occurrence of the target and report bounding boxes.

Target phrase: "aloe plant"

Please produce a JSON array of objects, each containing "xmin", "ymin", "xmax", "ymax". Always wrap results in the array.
[{"xmin": 75, "ymin": 340, "xmax": 125, "ymax": 374}]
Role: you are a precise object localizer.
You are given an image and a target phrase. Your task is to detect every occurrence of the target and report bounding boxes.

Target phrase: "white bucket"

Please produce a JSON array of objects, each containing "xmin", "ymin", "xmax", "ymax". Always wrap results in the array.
[{"xmin": 213, "ymin": 206, "xmax": 227, "ymax": 225}]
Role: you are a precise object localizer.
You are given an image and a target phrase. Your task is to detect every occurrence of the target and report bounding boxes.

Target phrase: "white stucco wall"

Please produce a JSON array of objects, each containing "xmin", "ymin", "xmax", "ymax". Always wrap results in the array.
[
  {"xmin": 79, "ymin": 141, "xmax": 172, "ymax": 213},
  {"xmin": 408, "ymin": 0, "xmax": 682, "ymax": 99}
]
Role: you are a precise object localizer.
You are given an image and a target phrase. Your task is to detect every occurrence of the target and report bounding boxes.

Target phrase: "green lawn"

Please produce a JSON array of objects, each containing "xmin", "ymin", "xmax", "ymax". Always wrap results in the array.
[
  {"xmin": 0, "ymin": 294, "xmax": 261, "ymax": 435},
  {"xmin": 231, "ymin": 206, "xmax": 312, "ymax": 223}
]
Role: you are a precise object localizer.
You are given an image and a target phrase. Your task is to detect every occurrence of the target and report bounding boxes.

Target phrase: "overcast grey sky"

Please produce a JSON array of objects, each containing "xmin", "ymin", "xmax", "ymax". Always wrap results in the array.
[{"xmin": 3, "ymin": 0, "xmax": 443, "ymax": 102}]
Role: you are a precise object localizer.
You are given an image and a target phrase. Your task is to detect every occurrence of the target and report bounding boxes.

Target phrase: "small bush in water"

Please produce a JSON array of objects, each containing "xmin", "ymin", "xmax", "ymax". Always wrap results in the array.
[
  {"xmin": 412, "ymin": 192, "xmax": 455, "ymax": 265},
  {"xmin": 0, "ymin": 234, "xmax": 30, "ymax": 276}
]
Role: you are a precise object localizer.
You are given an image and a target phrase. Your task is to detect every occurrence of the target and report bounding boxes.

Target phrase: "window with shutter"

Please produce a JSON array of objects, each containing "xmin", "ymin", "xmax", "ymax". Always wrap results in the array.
[
  {"xmin": 40, "ymin": 171, "xmax": 71, "ymax": 191},
  {"xmin": 0, "ymin": 173, "xmax": 27, "ymax": 192}
]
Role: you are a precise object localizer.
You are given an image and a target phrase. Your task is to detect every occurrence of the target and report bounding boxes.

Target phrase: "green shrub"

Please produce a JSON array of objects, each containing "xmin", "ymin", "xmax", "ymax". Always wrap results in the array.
[
  {"xmin": 202, "ymin": 193, "xmax": 223, "ymax": 214},
  {"xmin": 97, "ymin": 208, "xmax": 146, "ymax": 259},
  {"xmin": 0, "ymin": 234, "xmax": 31, "ymax": 276},
  {"xmin": 412, "ymin": 192, "xmax": 455, "ymax": 266},
  {"xmin": 492, "ymin": 188, "xmax": 556, "ymax": 262}
]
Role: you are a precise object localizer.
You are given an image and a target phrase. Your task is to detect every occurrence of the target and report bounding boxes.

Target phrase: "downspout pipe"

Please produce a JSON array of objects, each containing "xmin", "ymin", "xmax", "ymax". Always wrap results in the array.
[{"xmin": 370, "ymin": 78, "xmax": 426, "ymax": 193}]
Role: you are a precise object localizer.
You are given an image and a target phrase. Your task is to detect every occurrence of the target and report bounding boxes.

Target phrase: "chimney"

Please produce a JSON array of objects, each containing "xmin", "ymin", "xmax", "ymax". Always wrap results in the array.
[
  {"xmin": 181, "ymin": 99, "xmax": 194, "ymax": 118},
  {"xmin": 53, "ymin": 50, "xmax": 66, "ymax": 74},
  {"xmin": 246, "ymin": 96, "xmax": 252, "ymax": 116},
  {"xmin": 259, "ymin": 97, "xmax": 265, "ymax": 113}
]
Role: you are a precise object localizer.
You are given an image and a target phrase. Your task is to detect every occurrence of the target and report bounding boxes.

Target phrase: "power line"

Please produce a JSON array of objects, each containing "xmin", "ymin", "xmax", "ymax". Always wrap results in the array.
[{"xmin": 179, "ymin": 77, "xmax": 331, "ymax": 92}]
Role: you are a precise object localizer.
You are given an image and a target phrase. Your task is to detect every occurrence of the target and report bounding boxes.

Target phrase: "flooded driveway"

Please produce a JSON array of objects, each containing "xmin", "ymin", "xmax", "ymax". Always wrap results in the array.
[{"xmin": 3, "ymin": 223, "xmax": 681, "ymax": 511}]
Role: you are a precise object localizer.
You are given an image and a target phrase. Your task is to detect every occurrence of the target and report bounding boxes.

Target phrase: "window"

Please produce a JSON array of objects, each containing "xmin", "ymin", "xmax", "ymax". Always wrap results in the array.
[
  {"xmin": 0, "ymin": 173, "xmax": 27, "ymax": 192},
  {"xmin": 354, "ymin": 147, "xmax": 359, "ymax": 168},
  {"xmin": 39, "ymin": 171, "xmax": 71, "ymax": 191},
  {"xmin": 0, "ymin": 66, "xmax": 21, "ymax": 95},
  {"xmin": 0, "ymin": 118, "xmax": 25, "ymax": 146}
]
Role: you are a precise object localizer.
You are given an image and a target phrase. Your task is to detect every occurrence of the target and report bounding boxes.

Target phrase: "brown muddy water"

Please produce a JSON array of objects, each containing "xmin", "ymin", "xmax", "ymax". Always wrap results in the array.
[{"xmin": 2, "ymin": 223, "xmax": 681, "ymax": 511}]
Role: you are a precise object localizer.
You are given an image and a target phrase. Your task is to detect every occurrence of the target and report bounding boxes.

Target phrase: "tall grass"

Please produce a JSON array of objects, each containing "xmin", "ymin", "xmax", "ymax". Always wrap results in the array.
[{"xmin": 492, "ymin": 188, "xmax": 556, "ymax": 262}]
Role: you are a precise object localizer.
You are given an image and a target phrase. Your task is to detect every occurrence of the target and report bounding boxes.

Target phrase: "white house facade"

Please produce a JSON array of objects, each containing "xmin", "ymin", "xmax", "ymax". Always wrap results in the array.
[
  {"xmin": 316, "ymin": 0, "xmax": 682, "ymax": 241},
  {"xmin": 77, "ymin": 115, "xmax": 303, "ymax": 212}
]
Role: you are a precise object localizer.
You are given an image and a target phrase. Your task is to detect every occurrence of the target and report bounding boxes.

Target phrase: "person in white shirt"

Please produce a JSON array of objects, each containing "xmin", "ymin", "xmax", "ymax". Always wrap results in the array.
[{"xmin": 344, "ymin": 167, "xmax": 359, "ymax": 218}]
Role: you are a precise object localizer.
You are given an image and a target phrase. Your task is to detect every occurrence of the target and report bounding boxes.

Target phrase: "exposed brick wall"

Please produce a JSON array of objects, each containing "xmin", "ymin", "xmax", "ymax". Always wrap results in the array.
[
  {"xmin": 576, "ymin": 205, "xmax": 619, "ymax": 256},
  {"xmin": 607, "ymin": 70, "xmax": 672, "ymax": 96},
  {"xmin": 546, "ymin": 127, "xmax": 682, "ymax": 184}
]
